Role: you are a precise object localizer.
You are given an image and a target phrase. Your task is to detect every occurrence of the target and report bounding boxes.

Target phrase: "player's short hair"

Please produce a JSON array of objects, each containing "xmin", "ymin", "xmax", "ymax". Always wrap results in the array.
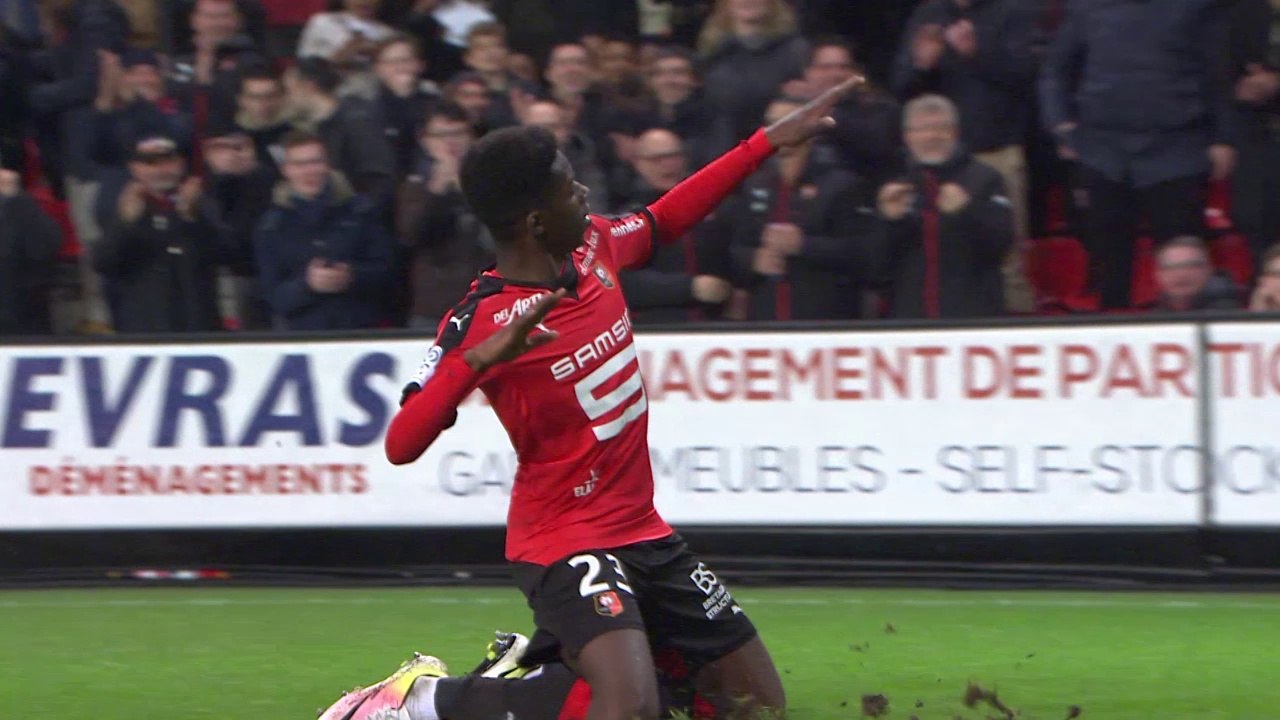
[
  {"xmin": 807, "ymin": 35, "xmax": 857, "ymax": 66},
  {"xmin": 467, "ymin": 21, "xmax": 507, "ymax": 46},
  {"xmin": 460, "ymin": 125, "xmax": 559, "ymax": 234},
  {"xmin": 281, "ymin": 130, "xmax": 325, "ymax": 153},
  {"xmin": 294, "ymin": 57, "xmax": 341, "ymax": 95}
]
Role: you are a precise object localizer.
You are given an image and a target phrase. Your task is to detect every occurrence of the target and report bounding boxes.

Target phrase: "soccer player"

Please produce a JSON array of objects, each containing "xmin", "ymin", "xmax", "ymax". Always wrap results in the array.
[{"xmin": 371, "ymin": 76, "xmax": 859, "ymax": 720}]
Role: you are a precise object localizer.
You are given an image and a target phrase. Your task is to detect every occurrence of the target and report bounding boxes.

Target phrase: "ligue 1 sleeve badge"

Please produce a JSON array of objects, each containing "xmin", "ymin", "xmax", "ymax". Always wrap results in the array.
[
  {"xmin": 594, "ymin": 590, "xmax": 624, "ymax": 617},
  {"xmin": 593, "ymin": 265, "xmax": 615, "ymax": 289}
]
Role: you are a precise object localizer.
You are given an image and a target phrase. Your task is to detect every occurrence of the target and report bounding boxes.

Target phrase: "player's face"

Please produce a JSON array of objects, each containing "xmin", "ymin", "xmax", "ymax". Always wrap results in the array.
[{"xmin": 539, "ymin": 152, "xmax": 591, "ymax": 257}]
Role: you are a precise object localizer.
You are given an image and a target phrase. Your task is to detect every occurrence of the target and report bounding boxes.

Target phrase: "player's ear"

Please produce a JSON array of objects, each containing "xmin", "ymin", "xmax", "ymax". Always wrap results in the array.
[{"xmin": 526, "ymin": 209, "xmax": 547, "ymax": 241}]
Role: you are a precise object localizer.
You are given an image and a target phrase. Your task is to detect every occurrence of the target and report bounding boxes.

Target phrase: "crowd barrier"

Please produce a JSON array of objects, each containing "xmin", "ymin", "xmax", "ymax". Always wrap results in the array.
[{"xmin": 3, "ymin": 315, "xmax": 1277, "ymax": 534}]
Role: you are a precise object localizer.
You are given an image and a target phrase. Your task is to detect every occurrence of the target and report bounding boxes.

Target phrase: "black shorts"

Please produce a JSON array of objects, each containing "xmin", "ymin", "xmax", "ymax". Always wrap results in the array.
[{"xmin": 512, "ymin": 533, "xmax": 757, "ymax": 673}]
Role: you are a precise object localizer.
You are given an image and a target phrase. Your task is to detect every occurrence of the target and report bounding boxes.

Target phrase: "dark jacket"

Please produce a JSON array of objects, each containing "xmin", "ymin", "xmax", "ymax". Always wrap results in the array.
[
  {"xmin": 721, "ymin": 146, "xmax": 871, "ymax": 321},
  {"xmin": 640, "ymin": 90, "xmax": 717, "ymax": 167},
  {"xmin": 255, "ymin": 174, "xmax": 395, "ymax": 330},
  {"xmin": 0, "ymin": 192, "xmax": 63, "ymax": 335},
  {"xmin": 208, "ymin": 166, "xmax": 276, "ymax": 276},
  {"xmin": 395, "ymin": 169, "xmax": 494, "ymax": 326},
  {"xmin": 892, "ymin": 0, "xmax": 1037, "ymax": 153},
  {"xmin": 27, "ymin": 0, "xmax": 131, "ymax": 186},
  {"xmin": 870, "ymin": 149, "xmax": 1013, "ymax": 319},
  {"xmin": 93, "ymin": 190, "xmax": 226, "ymax": 333},
  {"xmin": 1229, "ymin": 0, "xmax": 1280, "ymax": 146},
  {"xmin": 316, "ymin": 97, "xmax": 396, "ymax": 202},
  {"xmin": 702, "ymin": 33, "xmax": 809, "ymax": 152},
  {"xmin": 235, "ymin": 112, "xmax": 291, "ymax": 175},
  {"xmin": 371, "ymin": 83, "xmax": 439, "ymax": 181},
  {"xmin": 90, "ymin": 98, "xmax": 195, "ymax": 168},
  {"xmin": 169, "ymin": 45, "xmax": 269, "ymax": 134},
  {"xmin": 1149, "ymin": 273, "xmax": 1242, "ymax": 313},
  {"xmin": 616, "ymin": 183, "xmax": 730, "ymax": 326},
  {"xmin": 1039, "ymin": 0, "xmax": 1234, "ymax": 186},
  {"xmin": 0, "ymin": 39, "xmax": 32, "ymax": 172}
]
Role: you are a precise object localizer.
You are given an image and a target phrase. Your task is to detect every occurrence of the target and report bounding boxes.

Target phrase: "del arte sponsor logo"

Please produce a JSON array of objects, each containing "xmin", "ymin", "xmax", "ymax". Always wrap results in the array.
[
  {"xmin": 492, "ymin": 292, "xmax": 550, "ymax": 326},
  {"xmin": 610, "ymin": 217, "xmax": 645, "ymax": 238}
]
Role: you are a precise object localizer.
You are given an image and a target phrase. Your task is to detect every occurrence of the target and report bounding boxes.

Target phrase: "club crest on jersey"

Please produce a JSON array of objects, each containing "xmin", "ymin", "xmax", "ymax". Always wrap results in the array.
[
  {"xmin": 610, "ymin": 217, "xmax": 645, "ymax": 237},
  {"xmin": 594, "ymin": 590, "xmax": 624, "ymax": 617},
  {"xmin": 593, "ymin": 265, "xmax": 615, "ymax": 289}
]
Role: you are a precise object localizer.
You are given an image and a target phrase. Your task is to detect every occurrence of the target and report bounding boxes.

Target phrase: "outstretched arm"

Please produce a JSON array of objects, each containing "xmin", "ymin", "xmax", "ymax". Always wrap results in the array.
[{"xmin": 647, "ymin": 76, "xmax": 864, "ymax": 245}]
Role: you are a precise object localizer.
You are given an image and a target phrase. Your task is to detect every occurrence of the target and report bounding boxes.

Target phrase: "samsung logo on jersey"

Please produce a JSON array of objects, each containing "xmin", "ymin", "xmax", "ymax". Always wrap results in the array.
[
  {"xmin": 550, "ymin": 311, "xmax": 633, "ymax": 381},
  {"xmin": 610, "ymin": 217, "xmax": 645, "ymax": 238}
]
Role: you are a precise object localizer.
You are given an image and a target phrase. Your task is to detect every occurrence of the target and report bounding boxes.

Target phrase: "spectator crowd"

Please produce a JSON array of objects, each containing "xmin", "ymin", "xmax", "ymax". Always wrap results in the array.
[{"xmin": 2, "ymin": 0, "xmax": 1280, "ymax": 337}]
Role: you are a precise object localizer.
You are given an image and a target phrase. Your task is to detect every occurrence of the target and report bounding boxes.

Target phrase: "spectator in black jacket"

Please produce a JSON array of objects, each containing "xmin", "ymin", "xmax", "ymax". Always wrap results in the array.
[
  {"xmin": 28, "ymin": 0, "xmax": 130, "ymax": 332},
  {"xmin": 617, "ymin": 129, "xmax": 732, "ymax": 325},
  {"xmin": 891, "ymin": 0, "xmax": 1037, "ymax": 312},
  {"xmin": 234, "ymin": 68, "xmax": 290, "ymax": 175},
  {"xmin": 285, "ymin": 57, "xmax": 395, "ymax": 203},
  {"xmin": 1150, "ymin": 236, "xmax": 1241, "ymax": 312},
  {"xmin": 444, "ymin": 71, "xmax": 493, "ymax": 133},
  {"xmin": 254, "ymin": 131, "xmax": 394, "ymax": 331},
  {"xmin": 1229, "ymin": 0, "xmax": 1280, "ymax": 268},
  {"xmin": 721, "ymin": 96, "xmax": 869, "ymax": 322},
  {"xmin": 522, "ymin": 99, "xmax": 610, "ymax": 214},
  {"xmin": 90, "ymin": 48, "xmax": 195, "ymax": 225},
  {"xmin": 462, "ymin": 21, "xmax": 538, "ymax": 130},
  {"xmin": 697, "ymin": 0, "xmax": 809, "ymax": 153},
  {"xmin": 786, "ymin": 37, "xmax": 902, "ymax": 186},
  {"xmin": 370, "ymin": 34, "xmax": 440, "ymax": 181},
  {"xmin": 871, "ymin": 94, "xmax": 1013, "ymax": 319},
  {"xmin": 94, "ymin": 136, "xmax": 226, "ymax": 333},
  {"xmin": 0, "ymin": 28, "xmax": 32, "ymax": 173},
  {"xmin": 1040, "ymin": 0, "xmax": 1236, "ymax": 310},
  {"xmin": 640, "ymin": 46, "xmax": 715, "ymax": 166},
  {"xmin": 0, "ymin": 169, "xmax": 63, "ymax": 336},
  {"xmin": 203, "ymin": 123, "xmax": 275, "ymax": 329},
  {"xmin": 396, "ymin": 103, "xmax": 492, "ymax": 327},
  {"xmin": 167, "ymin": 0, "xmax": 265, "ymax": 133},
  {"xmin": 377, "ymin": 0, "xmax": 465, "ymax": 82}
]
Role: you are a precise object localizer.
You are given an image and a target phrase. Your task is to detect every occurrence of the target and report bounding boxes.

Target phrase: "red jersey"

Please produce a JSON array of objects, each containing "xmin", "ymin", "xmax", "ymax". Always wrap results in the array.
[{"xmin": 386, "ymin": 130, "xmax": 775, "ymax": 565}]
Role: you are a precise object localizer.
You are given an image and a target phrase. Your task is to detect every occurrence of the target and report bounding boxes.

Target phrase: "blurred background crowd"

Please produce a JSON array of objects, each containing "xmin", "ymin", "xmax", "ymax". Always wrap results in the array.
[{"xmin": 2, "ymin": 0, "xmax": 1280, "ymax": 337}]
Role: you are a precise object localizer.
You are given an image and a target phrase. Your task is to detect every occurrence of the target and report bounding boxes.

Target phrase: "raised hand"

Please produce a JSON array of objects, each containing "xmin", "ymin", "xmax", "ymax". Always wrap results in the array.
[
  {"xmin": 464, "ymin": 289, "xmax": 566, "ymax": 372},
  {"xmin": 763, "ymin": 75, "xmax": 863, "ymax": 149}
]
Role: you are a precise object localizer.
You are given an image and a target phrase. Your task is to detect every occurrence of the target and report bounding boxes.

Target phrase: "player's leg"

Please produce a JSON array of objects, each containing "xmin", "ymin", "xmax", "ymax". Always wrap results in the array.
[
  {"xmin": 513, "ymin": 554, "xmax": 662, "ymax": 720},
  {"xmin": 623, "ymin": 535, "xmax": 786, "ymax": 718},
  {"xmin": 316, "ymin": 633, "xmax": 584, "ymax": 720},
  {"xmin": 692, "ymin": 636, "xmax": 786, "ymax": 718}
]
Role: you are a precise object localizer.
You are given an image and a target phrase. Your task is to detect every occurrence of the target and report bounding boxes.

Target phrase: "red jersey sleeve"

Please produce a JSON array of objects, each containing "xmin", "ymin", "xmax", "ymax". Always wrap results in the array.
[
  {"xmin": 594, "ymin": 129, "xmax": 775, "ymax": 272},
  {"xmin": 385, "ymin": 352, "xmax": 482, "ymax": 465},
  {"xmin": 385, "ymin": 298, "xmax": 491, "ymax": 465}
]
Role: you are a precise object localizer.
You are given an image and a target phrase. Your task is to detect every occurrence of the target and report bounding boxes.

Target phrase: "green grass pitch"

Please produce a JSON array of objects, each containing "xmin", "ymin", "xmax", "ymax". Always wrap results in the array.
[{"xmin": 1, "ymin": 586, "xmax": 1277, "ymax": 719}]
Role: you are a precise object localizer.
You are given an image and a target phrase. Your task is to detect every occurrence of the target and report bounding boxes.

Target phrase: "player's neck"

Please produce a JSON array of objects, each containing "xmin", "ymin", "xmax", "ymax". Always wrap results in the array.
[{"xmin": 494, "ymin": 245, "xmax": 563, "ymax": 285}]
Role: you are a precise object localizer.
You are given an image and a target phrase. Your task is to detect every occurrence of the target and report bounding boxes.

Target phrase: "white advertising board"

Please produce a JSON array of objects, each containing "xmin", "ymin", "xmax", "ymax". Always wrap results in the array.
[
  {"xmin": 0, "ymin": 324, "xmax": 1208, "ymax": 530},
  {"xmin": 1205, "ymin": 322, "xmax": 1280, "ymax": 526}
]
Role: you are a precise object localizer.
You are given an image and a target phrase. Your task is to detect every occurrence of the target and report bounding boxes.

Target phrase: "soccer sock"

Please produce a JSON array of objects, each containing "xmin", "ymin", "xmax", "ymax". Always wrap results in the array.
[
  {"xmin": 405, "ymin": 676, "xmax": 441, "ymax": 720},
  {"xmin": 431, "ymin": 665, "xmax": 578, "ymax": 720}
]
